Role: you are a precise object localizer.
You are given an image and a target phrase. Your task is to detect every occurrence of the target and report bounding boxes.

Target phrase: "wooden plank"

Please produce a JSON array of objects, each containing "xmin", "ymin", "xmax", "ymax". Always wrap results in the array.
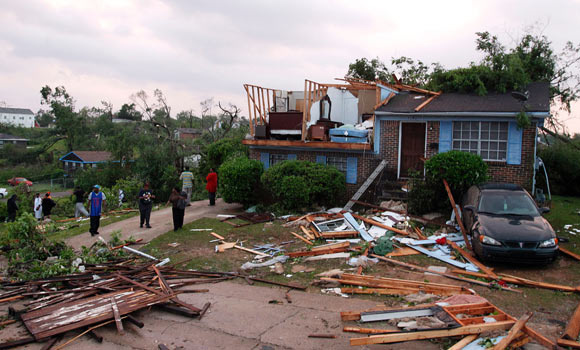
[
  {"xmin": 341, "ymin": 287, "xmax": 461, "ymax": 296},
  {"xmin": 560, "ymin": 246, "xmax": 580, "ymax": 261},
  {"xmin": 443, "ymin": 179, "xmax": 471, "ymax": 250},
  {"xmin": 343, "ymin": 326, "xmax": 399, "ymax": 334},
  {"xmin": 244, "ymin": 85, "xmax": 254, "ymax": 136},
  {"xmin": 241, "ymin": 139, "xmax": 372, "ymax": 151},
  {"xmin": 448, "ymin": 241, "xmax": 498, "ymax": 279},
  {"xmin": 110, "ymin": 297, "xmax": 125, "ymax": 335},
  {"xmin": 319, "ymin": 231, "xmax": 359, "ymax": 238},
  {"xmin": 349, "ymin": 321, "xmax": 515, "ymax": 346},
  {"xmin": 300, "ymin": 225, "xmax": 315, "ymax": 240},
  {"xmin": 562, "ymin": 301, "xmax": 580, "ymax": 340},
  {"xmin": 414, "ymin": 93, "xmax": 440, "ymax": 112},
  {"xmin": 370, "ymin": 254, "xmax": 521, "ymax": 293},
  {"xmin": 351, "ymin": 214, "xmax": 408, "ymax": 236},
  {"xmin": 287, "ymin": 247, "xmax": 349, "ymax": 258},
  {"xmin": 492, "ymin": 312, "xmax": 532, "ymax": 350},
  {"xmin": 450, "ymin": 269, "xmax": 578, "ymax": 293},
  {"xmin": 448, "ymin": 334, "xmax": 478, "ymax": 350},
  {"xmin": 290, "ymin": 231, "xmax": 313, "ymax": 245},
  {"xmin": 311, "ymin": 242, "xmax": 349, "ymax": 251},
  {"xmin": 522, "ymin": 325, "xmax": 557, "ymax": 349},
  {"xmin": 248, "ymin": 276, "xmax": 307, "ymax": 290},
  {"xmin": 234, "ymin": 245, "xmax": 270, "ymax": 257},
  {"xmin": 557, "ymin": 338, "xmax": 580, "ymax": 349},
  {"xmin": 386, "ymin": 247, "xmax": 420, "ymax": 257},
  {"xmin": 210, "ymin": 232, "xmax": 225, "ymax": 240}
]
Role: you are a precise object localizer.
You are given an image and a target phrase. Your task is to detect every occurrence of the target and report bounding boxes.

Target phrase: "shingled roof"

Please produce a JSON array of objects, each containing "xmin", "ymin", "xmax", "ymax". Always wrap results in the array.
[
  {"xmin": 376, "ymin": 82, "xmax": 550, "ymax": 114},
  {"xmin": 59, "ymin": 151, "xmax": 113, "ymax": 163},
  {"xmin": 0, "ymin": 107, "xmax": 34, "ymax": 115}
]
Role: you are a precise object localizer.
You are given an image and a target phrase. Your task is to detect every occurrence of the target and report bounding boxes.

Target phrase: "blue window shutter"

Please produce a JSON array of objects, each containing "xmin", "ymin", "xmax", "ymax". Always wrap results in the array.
[
  {"xmin": 507, "ymin": 122, "xmax": 522, "ymax": 165},
  {"xmin": 287, "ymin": 154, "xmax": 297, "ymax": 160},
  {"xmin": 316, "ymin": 155, "xmax": 326, "ymax": 164},
  {"xmin": 439, "ymin": 121, "xmax": 452, "ymax": 153},
  {"xmin": 260, "ymin": 152, "xmax": 270, "ymax": 170},
  {"xmin": 346, "ymin": 157, "xmax": 358, "ymax": 184}
]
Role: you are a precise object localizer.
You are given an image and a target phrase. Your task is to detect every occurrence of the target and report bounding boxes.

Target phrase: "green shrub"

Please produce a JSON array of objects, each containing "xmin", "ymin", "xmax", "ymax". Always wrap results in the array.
[
  {"xmin": 261, "ymin": 160, "xmax": 346, "ymax": 212},
  {"xmin": 199, "ymin": 138, "xmax": 248, "ymax": 178},
  {"xmin": 219, "ymin": 156, "xmax": 263, "ymax": 207},
  {"xmin": 74, "ymin": 163, "xmax": 132, "ymax": 190},
  {"xmin": 407, "ymin": 170, "xmax": 437, "ymax": 214},
  {"xmin": 408, "ymin": 151, "xmax": 488, "ymax": 214},
  {"xmin": 538, "ymin": 142, "xmax": 580, "ymax": 196}
]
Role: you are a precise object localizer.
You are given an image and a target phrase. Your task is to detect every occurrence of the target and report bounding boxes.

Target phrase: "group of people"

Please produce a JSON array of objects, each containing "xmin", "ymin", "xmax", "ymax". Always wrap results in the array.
[
  {"xmin": 6, "ymin": 192, "xmax": 56, "ymax": 222},
  {"xmin": 4, "ymin": 168, "xmax": 219, "ymax": 237}
]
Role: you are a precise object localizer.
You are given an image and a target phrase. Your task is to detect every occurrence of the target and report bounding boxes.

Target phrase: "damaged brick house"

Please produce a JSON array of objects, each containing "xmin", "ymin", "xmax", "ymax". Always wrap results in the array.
[{"xmin": 242, "ymin": 78, "xmax": 549, "ymax": 198}]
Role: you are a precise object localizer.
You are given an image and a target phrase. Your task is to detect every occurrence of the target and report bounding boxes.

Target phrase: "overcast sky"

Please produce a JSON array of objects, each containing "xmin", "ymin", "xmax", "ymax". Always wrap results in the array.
[{"xmin": 1, "ymin": 0, "xmax": 579, "ymax": 132}]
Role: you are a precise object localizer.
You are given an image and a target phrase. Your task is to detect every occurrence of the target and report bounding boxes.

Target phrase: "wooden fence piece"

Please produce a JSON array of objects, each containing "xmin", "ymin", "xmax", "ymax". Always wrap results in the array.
[
  {"xmin": 442, "ymin": 179, "xmax": 471, "ymax": 250},
  {"xmin": 287, "ymin": 247, "xmax": 349, "ymax": 258},
  {"xmin": 448, "ymin": 334, "xmax": 478, "ymax": 350},
  {"xmin": 300, "ymin": 226, "xmax": 315, "ymax": 240},
  {"xmin": 350, "ymin": 321, "xmax": 515, "ymax": 346},
  {"xmin": 492, "ymin": 312, "xmax": 532, "ymax": 350},
  {"xmin": 448, "ymin": 241, "xmax": 498, "ymax": 279}
]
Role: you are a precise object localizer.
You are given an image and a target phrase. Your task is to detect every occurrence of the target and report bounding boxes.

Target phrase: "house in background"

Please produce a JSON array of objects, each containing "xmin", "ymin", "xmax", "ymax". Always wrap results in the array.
[
  {"xmin": 174, "ymin": 128, "xmax": 202, "ymax": 141},
  {"xmin": 0, "ymin": 133, "xmax": 29, "ymax": 149},
  {"xmin": 0, "ymin": 107, "xmax": 36, "ymax": 128},
  {"xmin": 59, "ymin": 151, "xmax": 114, "ymax": 175},
  {"xmin": 243, "ymin": 78, "xmax": 549, "ymax": 198}
]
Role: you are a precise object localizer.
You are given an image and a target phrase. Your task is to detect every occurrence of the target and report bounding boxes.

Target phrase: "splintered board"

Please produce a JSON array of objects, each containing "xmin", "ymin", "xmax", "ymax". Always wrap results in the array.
[{"xmin": 21, "ymin": 289, "xmax": 171, "ymax": 340}]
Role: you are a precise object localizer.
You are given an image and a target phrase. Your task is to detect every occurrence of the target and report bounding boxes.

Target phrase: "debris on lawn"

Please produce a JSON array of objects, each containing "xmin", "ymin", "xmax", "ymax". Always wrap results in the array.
[
  {"xmin": 557, "ymin": 301, "xmax": 580, "ymax": 349},
  {"xmin": 340, "ymin": 299, "xmax": 554, "ymax": 348}
]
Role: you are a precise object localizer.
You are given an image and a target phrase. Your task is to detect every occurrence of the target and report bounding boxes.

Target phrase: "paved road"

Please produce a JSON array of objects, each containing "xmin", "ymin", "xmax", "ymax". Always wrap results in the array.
[{"xmin": 66, "ymin": 198, "xmax": 243, "ymax": 250}]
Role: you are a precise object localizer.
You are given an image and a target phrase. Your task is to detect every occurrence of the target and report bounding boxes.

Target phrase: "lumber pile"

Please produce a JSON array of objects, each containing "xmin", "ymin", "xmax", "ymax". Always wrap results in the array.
[
  {"xmin": 558, "ymin": 301, "xmax": 580, "ymax": 349},
  {"xmin": 340, "ymin": 300, "xmax": 553, "ymax": 348},
  {"xmin": 0, "ymin": 259, "xmax": 232, "ymax": 349}
]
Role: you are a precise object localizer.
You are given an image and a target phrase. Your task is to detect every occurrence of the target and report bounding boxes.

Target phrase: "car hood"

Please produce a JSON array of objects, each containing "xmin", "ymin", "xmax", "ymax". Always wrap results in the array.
[{"xmin": 477, "ymin": 214, "xmax": 555, "ymax": 242}]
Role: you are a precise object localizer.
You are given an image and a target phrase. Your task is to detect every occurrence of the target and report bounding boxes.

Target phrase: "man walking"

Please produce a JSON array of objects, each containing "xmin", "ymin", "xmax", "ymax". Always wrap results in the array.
[
  {"xmin": 138, "ymin": 182, "xmax": 154, "ymax": 228},
  {"xmin": 88, "ymin": 185, "xmax": 106, "ymax": 236},
  {"xmin": 179, "ymin": 166, "xmax": 194, "ymax": 205},
  {"xmin": 206, "ymin": 168, "xmax": 217, "ymax": 206},
  {"xmin": 7, "ymin": 195, "xmax": 18, "ymax": 222},
  {"xmin": 73, "ymin": 186, "xmax": 89, "ymax": 218}
]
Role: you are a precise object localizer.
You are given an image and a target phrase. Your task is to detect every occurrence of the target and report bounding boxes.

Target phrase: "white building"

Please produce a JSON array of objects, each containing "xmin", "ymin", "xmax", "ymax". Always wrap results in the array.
[{"xmin": 0, "ymin": 107, "xmax": 35, "ymax": 128}]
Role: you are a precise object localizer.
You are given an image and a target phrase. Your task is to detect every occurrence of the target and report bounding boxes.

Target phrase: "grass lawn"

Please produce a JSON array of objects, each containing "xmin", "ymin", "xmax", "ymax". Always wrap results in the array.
[{"xmin": 545, "ymin": 195, "xmax": 580, "ymax": 255}]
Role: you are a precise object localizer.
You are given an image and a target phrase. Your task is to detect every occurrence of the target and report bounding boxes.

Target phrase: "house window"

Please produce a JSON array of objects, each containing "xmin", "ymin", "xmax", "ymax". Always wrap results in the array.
[
  {"xmin": 269, "ymin": 154, "xmax": 287, "ymax": 166},
  {"xmin": 327, "ymin": 156, "xmax": 347, "ymax": 175},
  {"xmin": 452, "ymin": 121, "xmax": 508, "ymax": 161}
]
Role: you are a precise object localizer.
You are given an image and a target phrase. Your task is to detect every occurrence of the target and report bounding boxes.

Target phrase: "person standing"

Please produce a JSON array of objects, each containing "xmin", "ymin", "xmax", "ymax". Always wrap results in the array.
[
  {"xmin": 138, "ymin": 182, "xmax": 155, "ymax": 228},
  {"xmin": 206, "ymin": 168, "xmax": 218, "ymax": 206},
  {"xmin": 41, "ymin": 192, "xmax": 56, "ymax": 220},
  {"xmin": 6, "ymin": 195, "xmax": 18, "ymax": 222},
  {"xmin": 166, "ymin": 187, "xmax": 187, "ymax": 231},
  {"xmin": 73, "ymin": 187, "xmax": 89, "ymax": 218},
  {"xmin": 88, "ymin": 185, "xmax": 106, "ymax": 236},
  {"xmin": 179, "ymin": 167, "xmax": 194, "ymax": 205},
  {"xmin": 33, "ymin": 193, "xmax": 43, "ymax": 221}
]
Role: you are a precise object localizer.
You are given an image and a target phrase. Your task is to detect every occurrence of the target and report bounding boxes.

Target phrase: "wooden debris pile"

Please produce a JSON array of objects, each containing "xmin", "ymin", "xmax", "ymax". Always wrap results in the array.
[
  {"xmin": 0, "ymin": 259, "xmax": 233, "ymax": 349},
  {"xmin": 340, "ymin": 300, "xmax": 555, "ymax": 348}
]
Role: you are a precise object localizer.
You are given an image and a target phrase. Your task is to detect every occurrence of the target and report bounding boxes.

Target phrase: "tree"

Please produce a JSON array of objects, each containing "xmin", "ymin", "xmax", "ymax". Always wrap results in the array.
[
  {"xmin": 40, "ymin": 86, "xmax": 83, "ymax": 152},
  {"xmin": 176, "ymin": 110, "xmax": 200, "ymax": 128},
  {"xmin": 116, "ymin": 103, "xmax": 142, "ymax": 121},
  {"xmin": 35, "ymin": 109, "xmax": 54, "ymax": 127}
]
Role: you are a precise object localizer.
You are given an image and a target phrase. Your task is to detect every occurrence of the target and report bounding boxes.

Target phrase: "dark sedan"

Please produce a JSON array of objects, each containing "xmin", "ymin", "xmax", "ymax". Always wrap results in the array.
[{"xmin": 462, "ymin": 183, "xmax": 557, "ymax": 264}]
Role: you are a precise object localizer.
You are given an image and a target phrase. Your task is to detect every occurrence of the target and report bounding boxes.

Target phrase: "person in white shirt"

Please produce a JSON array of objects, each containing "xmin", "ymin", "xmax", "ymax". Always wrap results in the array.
[{"xmin": 33, "ymin": 193, "xmax": 43, "ymax": 221}]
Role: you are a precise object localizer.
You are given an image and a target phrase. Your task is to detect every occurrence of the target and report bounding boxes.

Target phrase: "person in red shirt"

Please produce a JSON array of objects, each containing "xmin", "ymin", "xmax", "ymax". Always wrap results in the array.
[{"xmin": 206, "ymin": 168, "xmax": 218, "ymax": 206}]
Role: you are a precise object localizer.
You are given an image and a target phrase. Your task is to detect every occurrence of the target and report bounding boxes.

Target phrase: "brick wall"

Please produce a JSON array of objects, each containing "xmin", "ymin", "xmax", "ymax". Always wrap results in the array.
[
  {"xmin": 420, "ymin": 121, "xmax": 536, "ymax": 191},
  {"xmin": 486, "ymin": 124, "xmax": 536, "ymax": 190},
  {"xmin": 379, "ymin": 120, "xmax": 399, "ymax": 179}
]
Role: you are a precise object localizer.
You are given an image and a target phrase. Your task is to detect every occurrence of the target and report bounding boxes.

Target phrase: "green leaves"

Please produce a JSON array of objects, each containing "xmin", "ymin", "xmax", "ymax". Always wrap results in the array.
[{"xmin": 218, "ymin": 156, "xmax": 263, "ymax": 207}]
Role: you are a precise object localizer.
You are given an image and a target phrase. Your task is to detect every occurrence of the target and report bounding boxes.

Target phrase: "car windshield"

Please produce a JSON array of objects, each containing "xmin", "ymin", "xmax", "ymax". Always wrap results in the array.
[{"xmin": 478, "ymin": 191, "xmax": 539, "ymax": 216}]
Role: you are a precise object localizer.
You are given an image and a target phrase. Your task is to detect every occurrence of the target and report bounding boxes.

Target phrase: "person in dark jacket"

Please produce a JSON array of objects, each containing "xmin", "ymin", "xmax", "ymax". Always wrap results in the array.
[
  {"xmin": 7, "ymin": 195, "xmax": 18, "ymax": 222},
  {"xmin": 166, "ymin": 187, "xmax": 187, "ymax": 231},
  {"xmin": 138, "ymin": 182, "xmax": 155, "ymax": 228},
  {"xmin": 41, "ymin": 193, "xmax": 56, "ymax": 220}
]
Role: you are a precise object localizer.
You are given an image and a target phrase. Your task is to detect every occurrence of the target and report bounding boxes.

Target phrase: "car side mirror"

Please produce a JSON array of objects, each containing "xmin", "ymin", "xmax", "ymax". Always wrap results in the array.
[
  {"xmin": 464, "ymin": 205, "xmax": 476, "ymax": 213},
  {"xmin": 539, "ymin": 207, "xmax": 550, "ymax": 214}
]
